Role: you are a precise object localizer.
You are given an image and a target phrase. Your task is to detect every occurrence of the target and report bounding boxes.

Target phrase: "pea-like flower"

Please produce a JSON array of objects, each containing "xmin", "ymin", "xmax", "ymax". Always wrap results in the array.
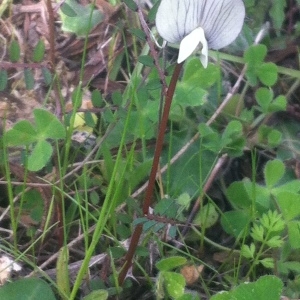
[{"xmin": 155, "ymin": 0, "xmax": 245, "ymax": 67}]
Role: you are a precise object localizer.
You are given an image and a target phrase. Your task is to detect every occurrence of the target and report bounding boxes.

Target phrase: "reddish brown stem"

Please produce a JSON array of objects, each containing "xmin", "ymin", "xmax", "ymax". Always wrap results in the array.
[
  {"xmin": 118, "ymin": 63, "xmax": 183, "ymax": 285},
  {"xmin": 142, "ymin": 63, "xmax": 183, "ymax": 214}
]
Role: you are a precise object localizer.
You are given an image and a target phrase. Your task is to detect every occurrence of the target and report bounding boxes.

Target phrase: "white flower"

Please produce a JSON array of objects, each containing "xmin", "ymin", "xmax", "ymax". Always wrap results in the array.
[{"xmin": 155, "ymin": 0, "xmax": 245, "ymax": 67}]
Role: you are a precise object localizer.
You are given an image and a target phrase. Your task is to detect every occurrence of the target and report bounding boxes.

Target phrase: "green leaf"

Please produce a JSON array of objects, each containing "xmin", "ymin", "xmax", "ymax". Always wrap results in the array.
[
  {"xmin": 244, "ymin": 45, "xmax": 278, "ymax": 86},
  {"xmin": 83, "ymin": 290, "xmax": 108, "ymax": 300},
  {"xmin": 264, "ymin": 159, "xmax": 285, "ymax": 188},
  {"xmin": 84, "ymin": 112, "xmax": 96, "ymax": 128},
  {"xmin": 154, "ymin": 199, "xmax": 178, "ymax": 219},
  {"xmin": 0, "ymin": 69, "xmax": 8, "ymax": 91},
  {"xmin": 56, "ymin": 246, "xmax": 71, "ymax": 298},
  {"xmin": 257, "ymin": 63, "xmax": 278, "ymax": 86},
  {"xmin": 128, "ymin": 28, "xmax": 146, "ymax": 41},
  {"xmin": 156, "ymin": 256, "xmax": 187, "ymax": 272},
  {"xmin": 42, "ymin": 67, "xmax": 53, "ymax": 86},
  {"xmin": 244, "ymin": 44, "xmax": 267, "ymax": 64},
  {"xmin": 226, "ymin": 136, "xmax": 246, "ymax": 157},
  {"xmin": 146, "ymin": 78, "xmax": 162, "ymax": 90},
  {"xmin": 177, "ymin": 294, "xmax": 200, "ymax": 300},
  {"xmin": 198, "ymin": 124, "xmax": 221, "ymax": 153},
  {"xmin": 246, "ymin": 65, "xmax": 258, "ymax": 86},
  {"xmin": 260, "ymin": 211, "xmax": 284, "ymax": 232},
  {"xmin": 59, "ymin": 0, "xmax": 104, "ymax": 36},
  {"xmin": 267, "ymin": 129, "xmax": 282, "ymax": 147},
  {"xmin": 148, "ymin": 0, "xmax": 160, "ymax": 22},
  {"xmin": 9, "ymin": 40, "xmax": 20, "ymax": 62},
  {"xmin": 60, "ymin": 1, "xmax": 77, "ymax": 16},
  {"xmin": 23, "ymin": 190, "xmax": 44, "ymax": 223},
  {"xmin": 279, "ymin": 261, "xmax": 300, "ymax": 274},
  {"xmin": 221, "ymin": 94, "xmax": 244, "ymax": 117},
  {"xmin": 276, "ymin": 191, "xmax": 300, "ymax": 221},
  {"xmin": 168, "ymin": 225, "xmax": 177, "ymax": 239},
  {"xmin": 266, "ymin": 235, "xmax": 283, "ymax": 248},
  {"xmin": 138, "ymin": 55, "xmax": 154, "ymax": 67},
  {"xmin": 132, "ymin": 217, "xmax": 149, "ymax": 226},
  {"xmin": 251, "ymin": 224, "xmax": 265, "ymax": 242},
  {"xmin": 162, "ymin": 272, "xmax": 185, "ymax": 299},
  {"xmin": 194, "ymin": 203, "xmax": 218, "ymax": 228},
  {"xmin": 116, "ymin": 223, "xmax": 131, "ymax": 239},
  {"xmin": 198, "ymin": 124, "xmax": 214, "ymax": 139},
  {"xmin": 27, "ymin": 140, "xmax": 53, "ymax": 171},
  {"xmin": 32, "ymin": 40, "xmax": 45, "ymax": 62},
  {"xmin": 221, "ymin": 120, "xmax": 245, "ymax": 156},
  {"xmin": 153, "ymin": 222, "xmax": 166, "ymax": 233},
  {"xmin": 182, "ymin": 58, "xmax": 220, "ymax": 89},
  {"xmin": 241, "ymin": 243, "xmax": 255, "ymax": 259},
  {"xmin": 270, "ymin": 95, "xmax": 286, "ymax": 112},
  {"xmin": 221, "ymin": 210, "xmax": 250, "ymax": 238},
  {"xmin": 258, "ymin": 125, "xmax": 283, "ymax": 148},
  {"xmin": 287, "ymin": 221, "xmax": 300, "ymax": 249},
  {"xmin": 244, "ymin": 180, "xmax": 271, "ymax": 212},
  {"xmin": 0, "ymin": 278, "xmax": 56, "ymax": 300},
  {"xmin": 173, "ymin": 82, "xmax": 207, "ymax": 108},
  {"xmin": 24, "ymin": 68, "xmax": 34, "ymax": 89},
  {"xmin": 91, "ymin": 89, "xmax": 103, "ymax": 107},
  {"xmin": 89, "ymin": 190, "xmax": 100, "ymax": 205},
  {"xmin": 272, "ymin": 178, "xmax": 300, "ymax": 195},
  {"xmin": 221, "ymin": 120, "xmax": 243, "ymax": 145},
  {"xmin": 123, "ymin": 0, "xmax": 138, "ymax": 11},
  {"xmin": 110, "ymin": 246, "xmax": 126, "ymax": 259},
  {"xmin": 177, "ymin": 192, "xmax": 192, "ymax": 210},
  {"xmin": 226, "ymin": 181, "xmax": 252, "ymax": 209},
  {"xmin": 260, "ymin": 212, "xmax": 271, "ymax": 229},
  {"xmin": 111, "ymin": 91, "xmax": 122, "ymax": 106},
  {"xmin": 269, "ymin": 0, "xmax": 286, "ymax": 31},
  {"xmin": 4, "ymin": 109, "xmax": 65, "ymax": 168},
  {"xmin": 142, "ymin": 219, "xmax": 156, "ymax": 232},
  {"xmin": 259, "ymin": 258, "xmax": 275, "ymax": 269},
  {"xmin": 34, "ymin": 109, "xmax": 66, "ymax": 139},
  {"xmin": 211, "ymin": 275, "xmax": 283, "ymax": 300},
  {"xmin": 5, "ymin": 120, "xmax": 37, "ymax": 146},
  {"xmin": 255, "ymin": 87, "xmax": 273, "ymax": 113},
  {"xmin": 127, "ymin": 159, "xmax": 152, "ymax": 191}
]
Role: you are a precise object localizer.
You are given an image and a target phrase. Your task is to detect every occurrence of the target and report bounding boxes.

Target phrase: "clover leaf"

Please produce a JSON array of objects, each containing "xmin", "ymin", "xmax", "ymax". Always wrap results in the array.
[
  {"xmin": 244, "ymin": 44, "xmax": 278, "ymax": 86},
  {"xmin": 4, "ymin": 109, "xmax": 66, "ymax": 171}
]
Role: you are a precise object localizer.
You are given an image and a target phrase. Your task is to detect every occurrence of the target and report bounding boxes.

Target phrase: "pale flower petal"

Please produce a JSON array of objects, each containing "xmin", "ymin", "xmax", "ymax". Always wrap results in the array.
[
  {"xmin": 178, "ymin": 27, "xmax": 208, "ymax": 68},
  {"xmin": 199, "ymin": 0, "xmax": 245, "ymax": 50},
  {"xmin": 199, "ymin": 32, "xmax": 208, "ymax": 68},
  {"xmin": 156, "ymin": 0, "xmax": 245, "ymax": 65},
  {"xmin": 156, "ymin": 0, "xmax": 199, "ymax": 44}
]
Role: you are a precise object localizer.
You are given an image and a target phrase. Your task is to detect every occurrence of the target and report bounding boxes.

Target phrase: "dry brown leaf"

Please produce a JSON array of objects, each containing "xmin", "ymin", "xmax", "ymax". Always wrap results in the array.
[{"xmin": 180, "ymin": 264, "xmax": 204, "ymax": 286}]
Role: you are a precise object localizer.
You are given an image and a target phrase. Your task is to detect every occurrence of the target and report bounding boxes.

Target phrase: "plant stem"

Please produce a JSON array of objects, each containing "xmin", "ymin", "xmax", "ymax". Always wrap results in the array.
[
  {"xmin": 118, "ymin": 62, "xmax": 183, "ymax": 285},
  {"xmin": 142, "ymin": 63, "xmax": 183, "ymax": 214}
]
